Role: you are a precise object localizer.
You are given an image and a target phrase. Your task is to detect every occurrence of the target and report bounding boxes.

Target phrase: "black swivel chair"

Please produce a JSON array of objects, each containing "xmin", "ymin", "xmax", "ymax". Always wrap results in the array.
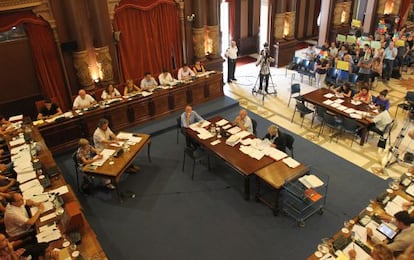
[
  {"xmin": 318, "ymin": 111, "xmax": 342, "ymax": 142},
  {"xmin": 182, "ymin": 147, "xmax": 210, "ymax": 180},
  {"xmin": 341, "ymin": 117, "xmax": 361, "ymax": 147},
  {"xmin": 285, "ymin": 133, "xmax": 295, "ymax": 158},
  {"xmin": 288, "ymin": 83, "xmax": 304, "ymax": 107},
  {"xmin": 251, "ymin": 118, "xmax": 258, "ymax": 135},
  {"xmin": 71, "ymin": 152, "xmax": 81, "ymax": 191}
]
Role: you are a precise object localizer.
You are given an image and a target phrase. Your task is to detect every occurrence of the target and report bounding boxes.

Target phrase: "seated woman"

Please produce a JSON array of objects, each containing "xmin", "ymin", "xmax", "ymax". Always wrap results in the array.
[
  {"xmin": 192, "ymin": 61, "xmax": 206, "ymax": 74},
  {"xmin": 263, "ymin": 125, "xmax": 287, "ymax": 153},
  {"xmin": 123, "ymin": 79, "xmax": 141, "ymax": 96},
  {"xmin": 372, "ymin": 89, "xmax": 390, "ymax": 110},
  {"xmin": 76, "ymin": 138, "xmax": 115, "ymax": 190},
  {"xmin": 353, "ymin": 85, "xmax": 372, "ymax": 104},
  {"xmin": 101, "ymin": 84, "xmax": 121, "ymax": 100},
  {"xmin": 37, "ymin": 99, "xmax": 62, "ymax": 120},
  {"xmin": 334, "ymin": 82, "xmax": 353, "ymax": 98}
]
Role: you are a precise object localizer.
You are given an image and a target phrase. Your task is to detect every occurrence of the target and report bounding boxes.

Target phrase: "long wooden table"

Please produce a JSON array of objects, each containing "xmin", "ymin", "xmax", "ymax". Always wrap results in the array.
[
  {"xmin": 82, "ymin": 133, "xmax": 151, "ymax": 201},
  {"xmin": 38, "ymin": 73, "xmax": 223, "ymax": 154},
  {"xmin": 302, "ymin": 88, "xmax": 373, "ymax": 145},
  {"xmin": 21, "ymin": 126, "xmax": 107, "ymax": 259},
  {"xmin": 255, "ymin": 161, "xmax": 309, "ymax": 215},
  {"xmin": 185, "ymin": 116, "xmax": 276, "ymax": 200}
]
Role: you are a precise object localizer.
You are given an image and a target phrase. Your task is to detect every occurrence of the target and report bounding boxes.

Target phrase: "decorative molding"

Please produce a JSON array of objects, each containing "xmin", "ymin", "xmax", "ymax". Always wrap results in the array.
[
  {"xmin": 107, "ymin": 0, "xmax": 121, "ymax": 21},
  {"xmin": 0, "ymin": 0, "xmax": 42, "ymax": 11},
  {"xmin": 192, "ymin": 27, "xmax": 205, "ymax": 60},
  {"xmin": 73, "ymin": 50, "xmax": 94, "ymax": 89},
  {"xmin": 95, "ymin": 46, "xmax": 114, "ymax": 83}
]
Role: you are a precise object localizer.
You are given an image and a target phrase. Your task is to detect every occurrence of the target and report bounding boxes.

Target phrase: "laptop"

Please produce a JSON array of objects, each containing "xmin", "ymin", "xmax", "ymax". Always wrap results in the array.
[{"xmin": 377, "ymin": 223, "xmax": 398, "ymax": 240}]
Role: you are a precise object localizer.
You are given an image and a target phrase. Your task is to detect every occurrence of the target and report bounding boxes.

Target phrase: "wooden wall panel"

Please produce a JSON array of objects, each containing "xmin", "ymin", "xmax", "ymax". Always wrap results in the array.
[
  {"xmin": 307, "ymin": 0, "xmax": 316, "ymax": 37},
  {"xmin": 240, "ymin": 0, "xmax": 248, "ymax": 38}
]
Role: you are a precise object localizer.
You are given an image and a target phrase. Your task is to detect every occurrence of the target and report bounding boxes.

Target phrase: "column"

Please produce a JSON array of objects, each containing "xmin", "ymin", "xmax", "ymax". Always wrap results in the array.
[
  {"xmin": 333, "ymin": 2, "xmax": 343, "ymax": 26},
  {"xmin": 273, "ymin": 0, "xmax": 286, "ymax": 40},
  {"xmin": 88, "ymin": 0, "xmax": 115, "ymax": 84},
  {"xmin": 286, "ymin": 0, "xmax": 297, "ymax": 40},
  {"xmin": 318, "ymin": 0, "xmax": 333, "ymax": 46},
  {"xmin": 391, "ymin": 0, "xmax": 401, "ymax": 16},
  {"xmin": 377, "ymin": 0, "xmax": 387, "ymax": 15},
  {"xmin": 363, "ymin": 0, "xmax": 377, "ymax": 33},
  {"xmin": 63, "ymin": 0, "xmax": 94, "ymax": 89},
  {"xmin": 207, "ymin": 0, "xmax": 220, "ymax": 57},
  {"xmin": 192, "ymin": 0, "xmax": 205, "ymax": 61},
  {"xmin": 176, "ymin": 0, "xmax": 187, "ymax": 64}
]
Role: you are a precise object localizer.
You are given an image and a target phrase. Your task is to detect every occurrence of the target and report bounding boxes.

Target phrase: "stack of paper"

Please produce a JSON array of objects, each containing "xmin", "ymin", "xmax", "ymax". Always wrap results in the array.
[
  {"xmin": 37, "ymin": 223, "xmax": 61, "ymax": 243},
  {"xmin": 384, "ymin": 195, "xmax": 409, "ymax": 216},
  {"xmin": 342, "ymin": 242, "xmax": 371, "ymax": 260},
  {"xmin": 228, "ymin": 126, "xmax": 241, "ymax": 135},
  {"xmin": 323, "ymin": 93, "xmax": 334, "ymax": 98},
  {"xmin": 298, "ymin": 174, "xmax": 324, "ymax": 188},
  {"xmin": 16, "ymin": 171, "xmax": 37, "ymax": 183},
  {"xmin": 141, "ymin": 91, "xmax": 153, "ymax": 97},
  {"xmin": 9, "ymin": 114, "xmax": 23, "ymax": 121},
  {"xmin": 216, "ymin": 119, "xmax": 228, "ymax": 126},
  {"xmin": 9, "ymin": 138, "xmax": 25, "ymax": 147},
  {"xmin": 91, "ymin": 149, "xmax": 114, "ymax": 166},
  {"xmin": 406, "ymin": 183, "xmax": 414, "ymax": 197},
  {"xmin": 322, "ymin": 99, "xmax": 334, "ymax": 105},
  {"xmin": 234, "ymin": 130, "xmax": 250, "ymax": 140},
  {"xmin": 282, "ymin": 157, "xmax": 300, "ymax": 168},
  {"xmin": 239, "ymin": 145, "xmax": 265, "ymax": 160},
  {"xmin": 334, "ymin": 99, "xmax": 344, "ymax": 104},
  {"xmin": 225, "ymin": 135, "xmax": 240, "ymax": 146},
  {"xmin": 366, "ymin": 221, "xmax": 387, "ymax": 242},
  {"xmin": 266, "ymin": 148, "xmax": 288, "ymax": 161}
]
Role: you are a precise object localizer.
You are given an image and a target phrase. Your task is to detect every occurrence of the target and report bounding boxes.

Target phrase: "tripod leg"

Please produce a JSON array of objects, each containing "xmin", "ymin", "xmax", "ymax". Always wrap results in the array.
[
  {"xmin": 252, "ymin": 75, "xmax": 260, "ymax": 95},
  {"xmin": 268, "ymin": 73, "xmax": 277, "ymax": 95}
]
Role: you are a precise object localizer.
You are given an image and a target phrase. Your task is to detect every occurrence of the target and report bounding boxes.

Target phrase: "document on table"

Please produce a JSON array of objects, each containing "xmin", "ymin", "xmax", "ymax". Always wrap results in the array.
[
  {"xmin": 9, "ymin": 138, "xmax": 25, "ymax": 147},
  {"xmin": 350, "ymin": 113, "xmax": 362, "ymax": 119},
  {"xmin": 216, "ymin": 119, "xmax": 229, "ymax": 126},
  {"xmin": 342, "ymin": 242, "xmax": 371, "ymax": 260},
  {"xmin": 330, "ymin": 102, "xmax": 341, "ymax": 108},
  {"xmin": 344, "ymin": 108, "xmax": 356, "ymax": 114},
  {"xmin": 384, "ymin": 195, "xmax": 409, "ymax": 216},
  {"xmin": 31, "ymin": 201, "xmax": 54, "ymax": 216},
  {"xmin": 282, "ymin": 157, "xmax": 300, "ymax": 168},
  {"xmin": 239, "ymin": 145, "xmax": 265, "ymax": 160},
  {"xmin": 141, "ymin": 91, "xmax": 153, "ymax": 97},
  {"xmin": 37, "ymin": 227, "xmax": 61, "ymax": 243},
  {"xmin": 322, "ymin": 99, "xmax": 334, "ymax": 105},
  {"xmin": 266, "ymin": 147, "xmax": 288, "ymax": 161},
  {"xmin": 22, "ymin": 185, "xmax": 45, "ymax": 200},
  {"xmin": 227, "ymin": 126, "xmax": 241, "ymax": 135},
  {"xmin": 49, "ymin": 185, "xmax": 69, "ymax": 196},
  {"xmin": 234, "ymin": 130, "xmax": 250, "ymax": 140},
  {"xmin": 222, "ymin": 124, "xmax": 232, "ymax": 130},
  {"xmin": 351, "ymin": 100, "xmax": 362, "ymax": 105},
  {"xmin": 352, "ymin": 224, "xmax": 368, "ymax": 243},
  {"xmin": 17, "ymin": 171, "xmax": 37, "ymax": 183},
  {"xmin": 91, "ymin": 149, "xmax": 114, "ymax": 166},
  {"xmin": 323, "ymin": 93, "xmax": 334, "ymax": 98},
  {"xmin": 9, "ymin": 114, "xmax": 23, "ymax": 121},
  {"xmin": 366, "ymin": 221, "xmax": 386, "ymax": 242},
  {"xmin": 117, "ymin": 132, "xmax": 142, "ymax": 143},
  {"xmin": 406, "ymin": 183, "xmax": 414, "ymax": 197}
]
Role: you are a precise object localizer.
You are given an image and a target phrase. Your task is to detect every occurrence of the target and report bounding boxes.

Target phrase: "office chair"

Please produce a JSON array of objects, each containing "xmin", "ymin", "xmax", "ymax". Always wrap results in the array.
[
  {"xmin": 182, "ymin": 147, "xmax": 210, "ymax": 180},
  {"xmin": 251, "ymin": 118, "xmax": 258, "ymax": 135},
  {"xmin": 318, "ymin": 111, "xmax": 342, "ymax": 142},
  {"xmin": 341, "ymin": 117, "xmax": 361, "ymax": 147},
  {"xmin": 285, "ymin": 133, "xmax": 295, "ymax": 158},
  {"xmin": 291, "ymin": 102, "xmax": 314, "ymax": 128},
  {"xmin": 288, "ymin": 83, "xmax": 303, "ymax": 107},
  {"xmin": 71, "ymin": 152, "xmax": 81, "ymax": 191}
]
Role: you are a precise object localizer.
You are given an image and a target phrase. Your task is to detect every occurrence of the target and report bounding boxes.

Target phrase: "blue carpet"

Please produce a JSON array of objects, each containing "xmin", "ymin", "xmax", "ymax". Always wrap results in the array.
[{"xmin": 54, "ymin": 97, "xmax": 387, "ymax": 260}]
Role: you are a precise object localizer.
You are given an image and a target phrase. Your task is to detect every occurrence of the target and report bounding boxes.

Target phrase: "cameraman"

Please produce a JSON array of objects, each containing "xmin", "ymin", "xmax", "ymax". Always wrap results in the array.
[{"xmin": 256, "ymin": 43, "xmax": 275, "ymax": 93}]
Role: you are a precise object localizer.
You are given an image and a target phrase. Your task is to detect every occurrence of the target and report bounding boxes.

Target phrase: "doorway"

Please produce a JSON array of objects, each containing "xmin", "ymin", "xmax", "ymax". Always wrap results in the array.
[{"xmin": 259, "ymin": 0, "xmax": 269, "ymax": 50}]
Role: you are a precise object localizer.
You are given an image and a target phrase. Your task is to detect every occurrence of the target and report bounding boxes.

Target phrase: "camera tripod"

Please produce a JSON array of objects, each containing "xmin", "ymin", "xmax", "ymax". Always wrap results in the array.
[
  {"xmin": 382, "ymin": 114, "xmax": 413, "ymax": 168},
  {"xmin": 252, "ymin": 70, "xmax": 277, "ymax": 104}
]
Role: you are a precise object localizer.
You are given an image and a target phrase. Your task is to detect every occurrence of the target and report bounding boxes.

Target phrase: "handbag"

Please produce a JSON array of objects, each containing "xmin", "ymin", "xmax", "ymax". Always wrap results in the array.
[{"xmin": 377, "ymin": 136, "xmax": 387, "ymax": 148}]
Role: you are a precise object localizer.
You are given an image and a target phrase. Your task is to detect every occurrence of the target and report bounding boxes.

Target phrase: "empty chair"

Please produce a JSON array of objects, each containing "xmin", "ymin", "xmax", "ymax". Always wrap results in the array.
[
  {"xmin": 318, "ymin": 111, "xmax": 342, "ymax": 142},
  {"xmin": 182, "ymin": 147, "xmax": 210, "ymax": 180},
  {"xmin": 348, "ymin": 73, "xmax": 359, "ymax": 89},
  {"xmin": 341, "ymin": 117, "xmax": 361, "ymax": 147},
  {"xmin": 297, "ymin": 59, "xmax": 310, "ymax": 83},
  {"xmin": 287, "ymin": 83, "xmax": 303, "ymax": 107},
  {"xmin": 312, "ymin": 105, "xmax": 326, "ymax": 128},
  {"xmin": 291, "ymin": 102, "xmax": 314, "ymax": 128},
  {"xmin": 324, "ymin": 68, "xmax": 338, "ymax": 89},
  {"xmin": 303, "ymin": 60, "xmax": 316, "ymax": 85},
  {"xmin": 285, "ymin": 56, "xmax": 302, "ymax": 77},
  {"xmin": 285, "ymin": 133, "xmax": 295, "ymax": 158}
]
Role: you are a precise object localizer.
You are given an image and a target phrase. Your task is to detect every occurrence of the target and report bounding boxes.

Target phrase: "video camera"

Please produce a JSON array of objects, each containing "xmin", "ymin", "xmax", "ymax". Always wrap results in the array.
[{"xmin": 261, "ymin": 42, "xmax": 271, "ymax": 59}]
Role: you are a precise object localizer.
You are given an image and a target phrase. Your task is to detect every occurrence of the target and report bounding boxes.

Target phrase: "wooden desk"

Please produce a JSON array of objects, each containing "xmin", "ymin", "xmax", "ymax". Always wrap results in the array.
[
  {"xmin": 27, "ymin": 127, "xmax": 108, "ymax": 259},
  {"xmin": 302, "ymin": 88, "xmax": 373, "ymax": 145},
  {"xmin": 255, "ymin": 162, "xmax": 309, "ymax": 215},
  {"xmin": 185, "ymin": 116, "xmax": 274, "ymax": 200},
  {"xmin": 82, "ymin": 133, "xmax": 151, "ymax": 200},
  {"xmin": 38, "ymin": 73, "xmax": 223, "ymax": 153}
]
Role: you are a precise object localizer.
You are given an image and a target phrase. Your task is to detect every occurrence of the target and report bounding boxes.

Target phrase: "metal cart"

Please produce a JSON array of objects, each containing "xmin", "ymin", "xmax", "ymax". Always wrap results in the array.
[{"xmin": 281, "ymin": 172, "xmax": 329, "ymax": 227}]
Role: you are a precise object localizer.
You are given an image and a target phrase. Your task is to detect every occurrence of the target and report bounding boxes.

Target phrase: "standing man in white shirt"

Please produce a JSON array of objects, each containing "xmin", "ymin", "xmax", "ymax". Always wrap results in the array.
[
  {"xmin": 73, "ymin": 89, "xmax": 97, "ymax": 110},
  {"xmin": 225, "ymin": 40, "xmax": 238, "ymax": 83}
]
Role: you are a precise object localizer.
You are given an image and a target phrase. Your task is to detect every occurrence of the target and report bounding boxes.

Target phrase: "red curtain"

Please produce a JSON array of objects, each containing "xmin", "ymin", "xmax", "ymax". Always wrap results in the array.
[
  {"xmin": 399, "ymin": 0, "xmax": 412, "ymax": 30},
  {"xmin": 0, "ymin": 11, "xmax": 69, "ymax": 111},
  {"xmin": 228, "ymin": 0, "xmax": 235, "ymax": 40},
  {"xmin": 113, "ymin": 0, "xmax": 182, "ymax": 81}
]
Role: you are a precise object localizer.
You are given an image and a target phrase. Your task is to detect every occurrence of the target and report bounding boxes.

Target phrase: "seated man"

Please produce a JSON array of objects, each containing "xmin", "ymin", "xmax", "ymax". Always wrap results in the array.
[
  {"xmin": 177, "ymin": 64, "xmax": 195, "ymax": 81},
  {"xmin": 180, "ymin": 105, "xmax": 204, "ymax": 128},
  {"xmin": 263, "ymin": 125, "xmax": 287, "ymax": 153},
  {"xmin": 365, "ymin": 104, "xmax": 392, "ymax": 135},
  {"xmin": 4, "ymin": 193, "xmax": 44, "ymax": 238},
  {"xmin": 0, "ymin": 232, "xmax": 49, "ymax": 260},
  {"xmin": 0, "ymin": 115, "xmax": 15, "ymax": 135},
  {"xmin": 36, "ymin": 99, "xmax": 63, "ymax": 120},
  {"xmin": 367, "ymin": 210, "xmax": 414, "ymax": 255},
  {"xmin": 158, "ymin": 68, "xmax": 178, "ymax": 86},
  {"xmin": 0, "ymin": 175, "xmax": 16, "ymax": 193},
  {"xmin": 233, "ymin": 109, "xmax": 253, "ymax": 133},
  {"xmin": 76, "ymin": 138, "xmax": 114, "ymax": 190},
  {"xmin": 72, "ymin": 89, "xmax": 96, "ymax": 110},
  {"xmin": 93, "ymin": 118, "xmax": 119, "ymax": 151},
  {"xmin": 140, "ymin": 72, "xmax": 158, "ymax": 91}
]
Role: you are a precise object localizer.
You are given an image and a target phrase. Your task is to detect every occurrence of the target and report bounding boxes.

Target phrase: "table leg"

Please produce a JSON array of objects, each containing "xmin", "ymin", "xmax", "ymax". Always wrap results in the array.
[
  {"xmin": 244, "ymin": 176, "xmax": 250, "ymax": 201},
  {"xmin": 147, "ymin": 141, "xmax": 152, "ymax": 162},
  {"xmin": 359, "ymin": 127, "xmax": 368, "ymax": 145}
]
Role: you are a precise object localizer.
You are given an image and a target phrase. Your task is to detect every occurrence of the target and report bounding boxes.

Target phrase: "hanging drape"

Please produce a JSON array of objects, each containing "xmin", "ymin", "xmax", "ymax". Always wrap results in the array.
[
  {"xmin": 113, "ymin": 0, "xmax": 182, "ymax": 82},
  {"xmin": 0, "ymin": 11, "xmax": 69, "ymax": 111},
  {"xmin": 228, "ymin": 0, "xmax": 235, "ymax": 40},
  {"xmin": 399, "ymin": 0, "xmax": 412, "ymax": 30}
]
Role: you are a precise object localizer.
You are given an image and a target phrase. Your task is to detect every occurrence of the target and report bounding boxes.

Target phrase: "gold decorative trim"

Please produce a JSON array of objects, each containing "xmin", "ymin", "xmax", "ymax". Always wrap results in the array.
[
  {"xmin": 0, "ymin": 0, "xmax": 42, "ymax": 11},
  {"xmin": 108, "ymin": 0, "xmax": 121, "ymax": 21}
]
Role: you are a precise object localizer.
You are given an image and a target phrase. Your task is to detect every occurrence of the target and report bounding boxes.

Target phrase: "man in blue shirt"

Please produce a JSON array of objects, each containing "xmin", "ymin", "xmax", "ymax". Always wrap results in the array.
[{"xmin": 180, "ymin": 105, "xmax": 204, "ymax": 127}]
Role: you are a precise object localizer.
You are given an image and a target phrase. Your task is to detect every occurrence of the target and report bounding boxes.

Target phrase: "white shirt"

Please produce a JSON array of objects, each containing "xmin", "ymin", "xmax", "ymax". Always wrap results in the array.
[
  {"xmin": 158, "ymin": 72, "xmax": 175, "ymax": 85},
  {"xmin": 177, "ymin": 68, "xmax": 195, "ymax": 80},
  {"xmin": 226, "ymin": 46, "xmax": 238, "ymax": 59},
  {"xmin": 101, "ymin": 89, "xmax": 121, "ymax": 100},
  {"xmin": 73, "ymin": 94, "xmax": 96, "ymax": 109},
  {"xmin": 140, "ymin": 77, "xmax": 158, "ymax": 90},
  {"xmin": 373, "ymin": 110, "xmax": 392, "ymax": 131},
  {"xmin": 93, "ymin": 127, "xmax": 115, "ymax": 150},
  {"xmin": 4, "ymin": 203, "xmax": 30, "ymax": 237}
]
